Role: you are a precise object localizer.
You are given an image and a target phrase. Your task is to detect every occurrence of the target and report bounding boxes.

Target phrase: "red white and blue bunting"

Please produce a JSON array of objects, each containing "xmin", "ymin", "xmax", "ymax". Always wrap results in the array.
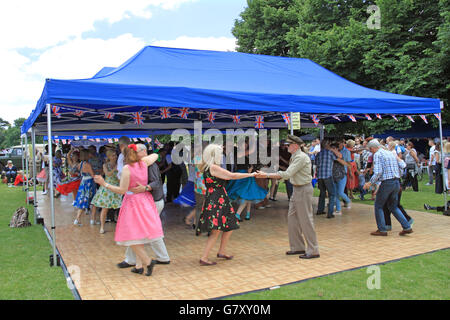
[{"xmin": 255, "ymin": 116, "xmax": 264, "ymax": 129}]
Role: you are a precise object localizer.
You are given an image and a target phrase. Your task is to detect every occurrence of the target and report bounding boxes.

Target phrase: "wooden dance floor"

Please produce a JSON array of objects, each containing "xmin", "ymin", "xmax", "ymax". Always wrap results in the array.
[{"xmin": 37, "ymin": 191, "xmax": 450, "ymax": 300}]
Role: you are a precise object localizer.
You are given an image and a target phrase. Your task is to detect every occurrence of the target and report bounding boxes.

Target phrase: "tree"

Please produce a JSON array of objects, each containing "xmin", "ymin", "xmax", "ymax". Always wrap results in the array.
[
  {"xmin": 232, "ymin": 0, "xmax": 449, "ymax": 136},
  {"xmin": 0, "ymin": 118, "xmax": 26, "ymax": 149}
]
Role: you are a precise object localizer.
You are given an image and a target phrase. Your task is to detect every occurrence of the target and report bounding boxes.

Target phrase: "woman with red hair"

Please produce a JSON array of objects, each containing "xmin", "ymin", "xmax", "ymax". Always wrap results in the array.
[{"xmin": 94, "ymin": 144, "xmax": 161, "ymax": 276}]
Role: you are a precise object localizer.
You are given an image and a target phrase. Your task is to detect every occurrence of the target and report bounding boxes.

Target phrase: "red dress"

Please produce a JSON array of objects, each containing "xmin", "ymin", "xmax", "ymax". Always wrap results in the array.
[{"xmin": 346, "ymin": 147, "xmax": 358, "ymax": 190}]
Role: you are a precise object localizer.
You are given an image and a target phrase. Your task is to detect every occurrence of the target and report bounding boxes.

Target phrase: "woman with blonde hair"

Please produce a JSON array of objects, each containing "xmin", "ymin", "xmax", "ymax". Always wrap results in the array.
[
  {"xmin": 91, "ymin": 149, "xmax": 122, "ymax": 234},
  {"xmin": 94, "ymin": 144, "xmax": 161, "ymax": 276},
  {"xmin": 196, "ymin": 144, "xmax": 257, "ymax": 266}
]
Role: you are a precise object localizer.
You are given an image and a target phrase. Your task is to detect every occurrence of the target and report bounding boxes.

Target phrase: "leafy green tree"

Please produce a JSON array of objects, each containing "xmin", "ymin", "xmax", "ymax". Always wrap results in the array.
[{"xmin": 232, "ymin": 0, "xmax": 449, "ymax": 136}]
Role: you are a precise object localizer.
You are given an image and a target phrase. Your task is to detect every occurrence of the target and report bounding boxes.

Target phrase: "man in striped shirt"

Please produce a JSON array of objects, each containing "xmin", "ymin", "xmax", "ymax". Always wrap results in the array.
[{"xmin": 363, "ymin": 139, "xmax": 413, "ymax": 236}]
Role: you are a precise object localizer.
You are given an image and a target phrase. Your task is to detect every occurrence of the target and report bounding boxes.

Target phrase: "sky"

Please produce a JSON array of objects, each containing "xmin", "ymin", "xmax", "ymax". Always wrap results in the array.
[{"xmin": 0, "ymin": 0, "xmax": 248, "ymax": 124}]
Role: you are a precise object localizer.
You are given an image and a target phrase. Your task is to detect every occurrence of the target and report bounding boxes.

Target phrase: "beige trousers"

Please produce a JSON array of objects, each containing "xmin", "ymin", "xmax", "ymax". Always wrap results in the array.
[{"xmin": 288, "ymin": 184, "xmax": 320, "ymax": 255}]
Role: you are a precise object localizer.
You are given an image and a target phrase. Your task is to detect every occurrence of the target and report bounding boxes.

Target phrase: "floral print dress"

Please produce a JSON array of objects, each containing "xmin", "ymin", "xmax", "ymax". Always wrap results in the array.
[
  {"xmin": 91, "ymin": 163, "xmax": 123, "ymax": 209},
  {"xmin": 196, "ymin": 168, "xmax": 239, "ymax": 233}
]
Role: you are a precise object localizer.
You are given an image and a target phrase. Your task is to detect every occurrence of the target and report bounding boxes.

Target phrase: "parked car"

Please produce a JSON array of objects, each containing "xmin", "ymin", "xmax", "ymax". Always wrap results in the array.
[{"xmin": 0, "ymin": 144, "xmax": 45, "ymax": 171}]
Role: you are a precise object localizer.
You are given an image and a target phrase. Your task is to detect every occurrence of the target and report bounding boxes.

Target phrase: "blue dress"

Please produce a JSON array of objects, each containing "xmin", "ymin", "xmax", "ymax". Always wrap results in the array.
[
  {"xmin": 226, "ymin": 169, "xmax": 267, "ymax": 203},
  {"xmin": 173, "ymin": 180, "xmax": 196, "ymax": 207},
  {"xmin": 73, "ymin": 161, "xmax": 97, "ymax": 210}
]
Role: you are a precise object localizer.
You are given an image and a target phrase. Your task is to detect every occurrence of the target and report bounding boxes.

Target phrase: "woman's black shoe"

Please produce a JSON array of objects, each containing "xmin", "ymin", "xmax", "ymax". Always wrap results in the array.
[
  {"xmin": 145, "ymin": 260, "xmax": 157, "ymax": 276},
  {"xmin": 131, "ymin": 267, "xmax": 144, "ymax": 274}
]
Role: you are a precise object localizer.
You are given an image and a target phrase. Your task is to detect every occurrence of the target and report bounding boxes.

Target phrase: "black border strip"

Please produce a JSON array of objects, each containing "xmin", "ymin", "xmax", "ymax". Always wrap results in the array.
[
  {"xmin": 213, "ymin": 247, "xmax": 450, "ymax": 300},
  {"xmin": 41, "ymin": 224, "xmax": 82, "ymax": 300}
]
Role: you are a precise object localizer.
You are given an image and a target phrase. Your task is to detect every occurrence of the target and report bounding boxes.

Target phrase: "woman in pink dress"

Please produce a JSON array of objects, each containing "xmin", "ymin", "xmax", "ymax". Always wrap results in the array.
[{"xmin": 94, "ymin": 144, "xmax": 161, "ymax": 276}]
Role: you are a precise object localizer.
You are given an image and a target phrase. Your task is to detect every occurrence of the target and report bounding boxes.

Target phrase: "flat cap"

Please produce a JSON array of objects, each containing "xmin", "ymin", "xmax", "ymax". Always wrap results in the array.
[{"xmin": 286, "ymin": 135, "xmax": 304, "ymax": 146}]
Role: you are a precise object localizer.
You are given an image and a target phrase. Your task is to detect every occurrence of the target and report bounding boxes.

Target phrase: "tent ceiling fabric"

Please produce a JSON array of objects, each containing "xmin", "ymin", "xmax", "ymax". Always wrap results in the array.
[{"xmin": 22, "ymin": 46, "xmax": 441, "ymax": 134}]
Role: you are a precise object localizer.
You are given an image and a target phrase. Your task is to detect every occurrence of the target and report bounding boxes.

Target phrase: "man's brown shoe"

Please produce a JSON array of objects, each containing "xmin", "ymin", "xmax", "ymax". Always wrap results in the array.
[
  {"xmin": 399, "ymin": 229, "xmax": 413, "ymax": 236},
  {"xmin": 370, "ymin": 230, "xmax": 388, "ymax": 236},
  {"xmin": 286, "ymin": 250, "xmax": 306, "ymax": 255}
]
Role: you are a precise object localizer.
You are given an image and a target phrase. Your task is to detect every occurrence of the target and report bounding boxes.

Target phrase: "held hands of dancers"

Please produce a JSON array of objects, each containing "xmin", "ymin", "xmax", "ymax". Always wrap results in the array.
[
  {"xmin": 94, "ymin": 175, "xmax": 105, "ymax": 186},
  {"xmin": 255, "ymin": 170, "xmax": 269, "ymax": 179}
]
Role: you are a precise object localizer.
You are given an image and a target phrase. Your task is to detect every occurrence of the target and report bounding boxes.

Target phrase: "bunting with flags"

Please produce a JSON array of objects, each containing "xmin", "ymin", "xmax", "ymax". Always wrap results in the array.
[
  {"xmin": 154, "ymin": 138, "xmax": 164, "ymax": 149},
  {"xmin": 51, "ymin": 106, "xmax": 61, "ymax": 118},
  {"xmin": 145, "ymin": 137, "xmax": 151, "ymax": 143},
  {"xmin": 232, "ymin": 115, "xmax": 241, "ymax": 124},
  {"xmin": 114, "ymin": 138, "xmax": 119, "ymax": 142},
  {"xmin": 311, "ymin": 115, "xmax": 319, "ymax": 126},
  {"xmin": 376, "ymin": 114, "xmax": 382, "ymax": 120},
  {"xmin": 132, "ymin": 112, "xmax": 144, "ymax": 125},
  {"xmin": 255, "ymin": 116, "xmax": 264, "ymax": 129},
  {"xmin": 104, "ymin": 112, "xmax": 115, "ymax": 119},
  {"xmin": 108, "ymin": 139, "xmax": 113, "ymax": 143},
  {"xmin": 177, "ymin": 107, "xmax": 190, "ymax": 119},
  {"xmin": 391, "ymin": 115, "xmax": 398, "ymax": 121},
  {"xmin": 207, "ymin": 112, "xmax": 216, "ymax": 123},
  {"xmin": 406, "ymin": 115, "xmax": 415, "ymax": 122},
  {"xmin": 282, "ymin": 113, "xmax": 290, "ymax": 125},
  {"xmin": 434, "ymin": 113, "xmax": 441, "ymax": 121},
  {"xmin": 61, "ymin": 139, "xmax": 66, "ymax": 144},
  {"xmin": 332, "ymin": 115, "xmax": 341, "ymax": 122},
  {"xmin": 74, "ymin": 110, "xmax": 85, "ymax": 117},
  {"xmin": 420, "ymin": 115, "xmax": 428, "ymax": 124},
  {"xmin": 82, "ymin": 135, "xmax": 87, "ymax": 140},
  {"xmin": 160, "ymin": 107, "xmax": 170, "ymax": 119},
  {"xmin": 348, "ymin": 115, "xmax": 357, "ymax": 122},
  {"xmin": 96, "ymin": 138, "xmax": 101, "ymax": 142},
  {"xmin": 365, "ymin": 114, "xmax": 372, "ymax": 121}
]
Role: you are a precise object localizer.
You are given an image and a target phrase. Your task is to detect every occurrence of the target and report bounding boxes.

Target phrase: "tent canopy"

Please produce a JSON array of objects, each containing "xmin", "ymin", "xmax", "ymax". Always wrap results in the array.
[{"xmin": 22, "ymin": 45, "xmax": 441, "ymax": 134}]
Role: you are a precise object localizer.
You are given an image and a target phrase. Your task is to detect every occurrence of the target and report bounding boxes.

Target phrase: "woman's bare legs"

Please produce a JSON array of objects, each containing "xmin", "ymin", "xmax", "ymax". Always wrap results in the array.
[
  {"xmin": 200, "ymin": 230, "xmax": 221, "ymax": 263},
  {"xmin": 217, "ymin": 231, "xmax": 233, "ymax": 257},
  {"xmin": 99, "ymin": 208, "xmax": 108, "ymax": 233},
  {"xmin": 130, "ymin": 244, "xmax": 151, "ymax": 269}
]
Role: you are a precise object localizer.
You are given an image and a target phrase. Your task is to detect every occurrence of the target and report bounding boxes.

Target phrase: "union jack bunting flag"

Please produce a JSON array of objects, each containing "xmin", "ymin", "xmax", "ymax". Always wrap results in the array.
[
  {"xmin": 420, "ymin": 115, "xmax": 428, "ymax": 124},
  {"xmin": 133, "ymin": 112, "xmax": 144, "ymax": 125},
  {"xmin": 332, "ymin": 115, "xmax": 341, "ymax": 121},
  {"xmin": 376, "ymin": 114, "xmax": 382, "ymax": 120},
  {"xmin": 61, "ymin": 139, "xmax": 66, "ymax": 144},
  {"xmin": 114, "ymin": 138, "xmax": 119, "ymax": 142},
  {"xmin": 391, "ymin": 115, "xmax": 398, "ymax": 121},
  {"xmin": 311, "ymin": 115, "xmax": 319, "ymax": 126},
  {"xmin": 54, "ymin": 139, "xmax": 59, "ymax": 143},
  {"xmin": 232, "ymin": 115, "xmax": 241, "ymax": 124},
  {"xmin": 145, "ymin": 137, "xmax": 151, "ymax": 143},
  {"xmin": 255, "ymin": 116, "xmax": 264, "ymax": 129},
  {"xmin": 154, "ymin": 138, "xmax": 164, "ymax": 149},
  {"xmin": 160, "ymin": 107, "xmax": 170, "ymax": 119},
  {"xmin": 108, "ymin": 139, "xmax": 113, "ymax": 143},
  {"xmin": 282, "ymin": 113, "xmax": 290, "ymax": 125},
  {"xmin": 74, "ymin": 136, "xmax": 80, "ymax": 140},
  {"xmin": 434, "ymin": 113, "xmax": 441, "ymax": 121},
  {"xmin": 365, "ymin": 114, "xmax": 372, "ymax": 121},
  {"xmin": 74, "ymin": 110, "xmax": 85, "ymax": 117},
  {"xmin": 177, "ymin": 107, "xmax": 190, "ymax": 119},
  {"xmin": 82, "ymin": 135, "xmax": 87, "ymax": 140},
  {"xmin": 348, "ymin": 115, "xmax": 357, "ymax": 122},
  {"xmin": 207, "ymin": 112, "xmax": 216, "ymax": 123},
  {"xmin": 51, "ymin": 105, "xmax": 61, "ymax": 118},
  {"xmin": 104, "ymin": 112, "xmax": 115, "ymax": 119},
  {"xmin": 96, "ymin": 138, "xmax": 101, "ymax": 142},
  {"xmin": 406, "ymin": 115, "xmax": 415, "ymax": 122}
]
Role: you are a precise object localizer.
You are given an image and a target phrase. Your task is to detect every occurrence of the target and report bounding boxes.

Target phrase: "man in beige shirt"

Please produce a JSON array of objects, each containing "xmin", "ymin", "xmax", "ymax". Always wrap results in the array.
[{"xmin": 256, "ymin": 135, "xmax": 320, "ymax": 259}]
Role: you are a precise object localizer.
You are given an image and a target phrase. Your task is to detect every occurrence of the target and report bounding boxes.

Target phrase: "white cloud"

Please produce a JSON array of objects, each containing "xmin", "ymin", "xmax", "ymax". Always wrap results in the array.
[
  {"xmin": 0, "ymin": 0, "xmax": 197, "ymax": 50},
  {"xmin": 152, "ymin": 36, "xmax": 237, "ymax": 52}
]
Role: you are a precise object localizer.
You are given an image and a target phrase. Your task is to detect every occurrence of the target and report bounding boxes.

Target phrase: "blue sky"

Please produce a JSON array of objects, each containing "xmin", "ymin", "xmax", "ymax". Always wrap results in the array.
[{"xmin": 0, "ymin": 0, "xmax": 248, "ymax": 123}]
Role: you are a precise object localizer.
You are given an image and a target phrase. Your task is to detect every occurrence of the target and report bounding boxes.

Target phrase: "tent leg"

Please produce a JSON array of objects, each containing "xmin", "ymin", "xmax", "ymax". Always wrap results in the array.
[
  {"xmin": 25, "ymin": 133, "xmax": 29, "ymax": 204},
  {"xmin": 47, "ymin": 104, "xmax": 57, "ymax": 267},
  {"xmin": 438, "ymin": 111, "xmax": 447, "ymax": 211},
  {"xmin": 320, "ymin": 125, "xmax": 324, "ymax": 141},
  {"xmin": 31, "ymin": 127, "xmax": 38, "ymax": 224},
  {"xmin": 21, "ymin": 135, "xmax": 25, "ymax": 191},
  {"xmin": 290, "ymin": 112, "xmax": 294, "ymax": 135}
]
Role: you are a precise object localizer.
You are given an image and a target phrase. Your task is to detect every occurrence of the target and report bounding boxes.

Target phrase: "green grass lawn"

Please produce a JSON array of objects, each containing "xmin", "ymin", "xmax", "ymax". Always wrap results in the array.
[
  {"xmin": 226, "ymin": 249, "xmax": 449, "ymax": 300},
  {"xmin": 276, "ymin": 173, "xmax": 447, "ymax": 214},
  {"xmin": 0, "ymin": 183, "xmax": 74, "ymax": 300}
]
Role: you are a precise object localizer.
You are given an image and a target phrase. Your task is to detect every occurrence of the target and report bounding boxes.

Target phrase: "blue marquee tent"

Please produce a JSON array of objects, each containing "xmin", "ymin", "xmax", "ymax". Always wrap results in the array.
[{"xmin": 22, "ymin": 45, "xmax": 441, "ymax": 135}]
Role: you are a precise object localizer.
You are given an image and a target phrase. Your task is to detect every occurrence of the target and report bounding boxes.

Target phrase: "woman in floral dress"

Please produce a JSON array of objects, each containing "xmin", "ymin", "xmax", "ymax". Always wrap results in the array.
[
  {"xmin": 73, "ymin": 149, "xmax": 97, "ymax": 226},
  {"xmin": 197, "ymin": 144, "xmax": 257, "ymax": 266},
  {"xmin": 91, "ymin": 149, "xmax": 122, "ymax": 234}
]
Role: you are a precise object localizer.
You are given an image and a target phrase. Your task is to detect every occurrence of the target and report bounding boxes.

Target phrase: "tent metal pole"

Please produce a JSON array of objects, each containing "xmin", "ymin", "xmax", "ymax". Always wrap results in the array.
[
  {"xmin": 31, "ymin": 127, "xmax": 38, "ymax": 224},
  {"xmin": 438, "ymin": 110, "xmax": 447, "ymax": 210},
  {"xmin": 25, "ymin": 132, "xmax": 29, "ymax": 204},
  {"xmin": 290, "ymin": 112, "xmax": 294, "ymax": 135},
  {"xmin": 46, "ymin": 104, "xmax": 57, "ymax": 267},
  {"xmin": 21, "ymin": 135, "xmax": 25, "ymax": 191}
]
